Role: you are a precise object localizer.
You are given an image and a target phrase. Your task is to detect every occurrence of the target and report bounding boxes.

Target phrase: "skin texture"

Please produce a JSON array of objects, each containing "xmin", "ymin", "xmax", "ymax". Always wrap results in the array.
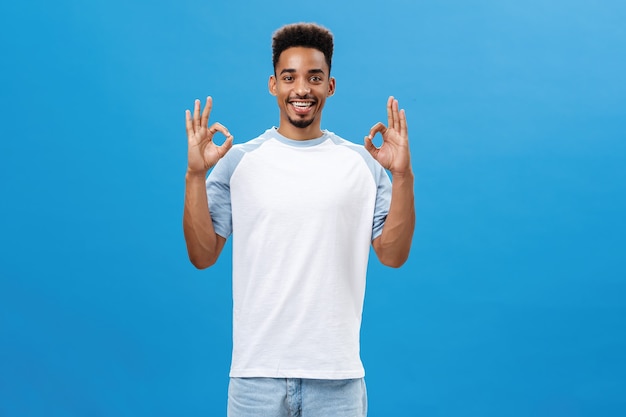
[
  {"xmin": 183, "ymin": 47, "xmax": 414, "ymax": 269},
  {"xmin": 269, "ymin": 47, "xmax": 336, "ymax": 140},
  {"xmin": 366, "ymin": 96, "xmax": 415, "ymax": 267},
  {"xmin": 183, "ymin": 97, "xmax": 231, "ymax": 268}
]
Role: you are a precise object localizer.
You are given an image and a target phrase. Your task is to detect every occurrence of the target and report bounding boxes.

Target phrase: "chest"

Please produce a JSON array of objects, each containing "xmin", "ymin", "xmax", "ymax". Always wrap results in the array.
[{"xmin": 230, "ymin": 145, "xmax": 376, "ymax": 218}]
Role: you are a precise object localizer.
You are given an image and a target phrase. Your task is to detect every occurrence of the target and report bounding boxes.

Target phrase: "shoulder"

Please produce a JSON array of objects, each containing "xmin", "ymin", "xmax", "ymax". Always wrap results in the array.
[
  {"xmin": 230, "ymin": 129, "xmax": 272, "ymax": 154},
  {"xmin": 209, "ymin": 129, "xmax": 273, "ymax": 180},
  {"xmin": 325, "ymin": 130, "xmax": 385, "ymax": 172},
  {"xmin": 220, "ymin": 129, "xmax": 274, "ymax": 164},
  {"xmin": 325, "ymin": 131, "xmax": 391, "ymax": 188}
]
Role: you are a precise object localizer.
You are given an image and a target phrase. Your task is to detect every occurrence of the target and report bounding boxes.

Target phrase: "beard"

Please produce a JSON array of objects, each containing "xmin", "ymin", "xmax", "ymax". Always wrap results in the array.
[{"xmin": 287, "ymin": 115, "xmax": 315, "ymax": 129}]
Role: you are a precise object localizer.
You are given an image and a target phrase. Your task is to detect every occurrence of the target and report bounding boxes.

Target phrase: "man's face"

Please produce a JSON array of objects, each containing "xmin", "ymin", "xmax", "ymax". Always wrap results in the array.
[{"xmin": 269, "ymin": 47, "xmax": 335, "ymax": 136}]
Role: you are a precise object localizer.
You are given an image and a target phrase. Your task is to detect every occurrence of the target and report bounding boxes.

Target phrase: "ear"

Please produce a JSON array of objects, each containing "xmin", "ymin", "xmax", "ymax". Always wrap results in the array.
[
  {"xmin": 268, "ymin": 75, "xmax": 277, "ymax": 96},
  {"xmin": 328, "ymin": 77, "xmax": 336, "ymax": 97}
]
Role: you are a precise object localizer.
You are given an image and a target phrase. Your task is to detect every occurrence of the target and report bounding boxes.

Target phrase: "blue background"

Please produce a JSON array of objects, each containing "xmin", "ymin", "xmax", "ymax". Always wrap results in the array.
[{"xmin": 1, "ymin": 0, "xmax": 625, "ymax": 416}]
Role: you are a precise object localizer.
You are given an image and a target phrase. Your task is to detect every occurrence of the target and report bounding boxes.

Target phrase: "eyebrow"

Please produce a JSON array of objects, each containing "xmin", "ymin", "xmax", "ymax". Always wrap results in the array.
[{"xmin": 279, "ymin": 68, "xmax": 326, "ymax": 75}]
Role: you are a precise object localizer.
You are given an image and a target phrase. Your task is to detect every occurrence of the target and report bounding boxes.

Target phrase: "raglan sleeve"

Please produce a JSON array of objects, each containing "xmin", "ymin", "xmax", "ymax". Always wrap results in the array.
[
  {"xmin": 205, "ymin": 152, "xmax": 235, "ymax": 239},
  {"xmin": 372, "ymin": 165, "xmax": 392, "ymax": 240}
]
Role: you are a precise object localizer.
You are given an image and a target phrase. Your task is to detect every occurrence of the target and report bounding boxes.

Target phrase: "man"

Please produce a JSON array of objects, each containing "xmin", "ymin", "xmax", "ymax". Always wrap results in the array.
[{"xmin": 183, "ymin": 23, "xmax": 414, "ymax": 417}]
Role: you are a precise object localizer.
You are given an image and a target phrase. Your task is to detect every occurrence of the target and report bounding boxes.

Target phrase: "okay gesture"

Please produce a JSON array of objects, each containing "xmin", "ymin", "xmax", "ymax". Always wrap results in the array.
[
  {"xmin": 185, "ymin": 96, "xmax": 233, "ymax": 174},
  {"xmin": 365, "ymin": 96, "xmax": 412, "ymax": 176}
]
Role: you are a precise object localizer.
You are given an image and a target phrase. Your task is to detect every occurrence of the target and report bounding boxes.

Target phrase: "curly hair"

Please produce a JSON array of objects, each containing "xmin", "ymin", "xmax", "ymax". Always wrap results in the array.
[{"xmin": 272, "ymin": 23, "xmax": 334, "ymax": 74}]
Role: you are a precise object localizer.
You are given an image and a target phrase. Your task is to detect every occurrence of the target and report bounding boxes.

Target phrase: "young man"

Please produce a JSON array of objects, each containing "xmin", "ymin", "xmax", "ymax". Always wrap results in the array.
[{"xmin": 183, "ymin": 23, "xmax": 414, "ymax": 417}]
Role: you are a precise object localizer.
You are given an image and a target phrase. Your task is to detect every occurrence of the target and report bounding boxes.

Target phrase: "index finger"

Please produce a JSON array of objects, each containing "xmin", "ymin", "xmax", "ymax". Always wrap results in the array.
[
  {"xmin": 368, "ymin": 121, "xmax": 387, "ymax": 139},
  {"xmin": 207, "ymin": 122, "xmax": 231, "ymax": 140}
]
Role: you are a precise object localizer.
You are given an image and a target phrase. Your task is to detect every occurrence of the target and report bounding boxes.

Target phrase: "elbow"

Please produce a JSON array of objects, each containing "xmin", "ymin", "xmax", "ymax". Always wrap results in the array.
[
  {"xmin": 191, "ymin": 260, "xmax": 211, "ymax": 270},
  {"xmin": 185, "ymin": 237, "xmax": 223, "ymax": 270},
  {"xmin": 379, "ymin": 252, "xmax": 409, "ymax": 268},
  {"xmin": 375, "ymin": 245, "xmax": 410, "ymax": 268},
  {"xmin": 373, "ymin": 236, "xmax": 411, "ymax": 268},
  {"xmin": 188, "ymin": 254, "xmax": 217, "ymax": 270}
]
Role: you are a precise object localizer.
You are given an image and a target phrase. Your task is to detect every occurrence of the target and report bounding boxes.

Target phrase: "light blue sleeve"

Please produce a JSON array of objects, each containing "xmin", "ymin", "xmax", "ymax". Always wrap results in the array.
[
  {"xmin": 335, "ymin": 137, "xmax": 392, "ymax": 240},
  {"xmin": 372, "ymin": 166, "xmax": 392, "ymax": 240},
  {"xmin": 332, "ymin": 135, "xmax": 393, "ymax": 240},
  {"xmin": 205, "ymin": 148, "xmax": 243, "ymax": 239}
]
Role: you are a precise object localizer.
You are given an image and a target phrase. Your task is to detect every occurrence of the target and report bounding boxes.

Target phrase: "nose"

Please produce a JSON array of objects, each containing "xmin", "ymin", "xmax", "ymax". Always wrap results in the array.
[{"xmin": 294, "ymin": 78, "xmax": 310, "ymax": 96}]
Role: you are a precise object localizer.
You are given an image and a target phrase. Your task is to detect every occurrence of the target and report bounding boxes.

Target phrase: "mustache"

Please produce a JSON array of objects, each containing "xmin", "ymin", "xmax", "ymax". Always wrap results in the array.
[{"xmin": 288, "ymin": 95, "xmax": 316, "ymax": 101}]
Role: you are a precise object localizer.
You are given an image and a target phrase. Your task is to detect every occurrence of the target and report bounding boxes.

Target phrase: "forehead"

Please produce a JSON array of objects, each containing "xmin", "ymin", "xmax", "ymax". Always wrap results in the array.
[{"xmin": 276, "ymin": 47, "xmax": 328, "ymax": 72}]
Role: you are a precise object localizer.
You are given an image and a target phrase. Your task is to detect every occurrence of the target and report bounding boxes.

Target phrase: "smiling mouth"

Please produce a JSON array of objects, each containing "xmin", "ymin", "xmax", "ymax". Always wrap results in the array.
[{"xmin": 289, "ymin": 101, "xmax": 315, "ymax": 115}]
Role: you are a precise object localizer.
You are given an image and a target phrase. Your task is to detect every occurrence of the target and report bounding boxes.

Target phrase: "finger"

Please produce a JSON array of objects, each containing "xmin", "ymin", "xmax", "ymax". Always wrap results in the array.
[
  {"xmin": 399, "ymin": 108, "xmax": 408, "ymax": 138},
  {"xmin": 185, "ymin": 109, "xmax": 194, "ymax": 137},
  {"xmin": 217, "ymin": 134, "xmax": 234, "ymax": 158},
  {"xmin": 368, "ymin": 122, "xmax": 387, "ymax": 139},
  {"xmin": 201, "ymin": 96, "xmax": 212, "ymax": 128},
  {"xmin": 386, "ymin": 96, "xmax": 393, "ymax": 128},
  {"xmin": 363, "ymin": 136, "xmax": 378, "ymax": 158},
  {"xmin": 193, "ymin": 99, "xmax": 201, "ymax": 130},
  {"xmin": 207, "ymin": 122, "xmax": 231, "ymax": 143},
  {"xmin": 392, "ymin": 98, "xmax": 400, "ymax": 132}
]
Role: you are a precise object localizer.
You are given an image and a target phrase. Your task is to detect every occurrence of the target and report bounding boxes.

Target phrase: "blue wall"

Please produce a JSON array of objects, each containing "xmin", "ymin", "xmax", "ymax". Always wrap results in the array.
[{"xmin": 1, "ymin": 0, "xmax": 625, "ymax": 415}]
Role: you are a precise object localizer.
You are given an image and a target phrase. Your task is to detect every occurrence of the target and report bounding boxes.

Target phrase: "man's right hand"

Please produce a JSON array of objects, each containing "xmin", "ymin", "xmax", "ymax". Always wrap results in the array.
[{"xmin": 185, "ymin": 96, "xmax": 233, "ymax": 175}]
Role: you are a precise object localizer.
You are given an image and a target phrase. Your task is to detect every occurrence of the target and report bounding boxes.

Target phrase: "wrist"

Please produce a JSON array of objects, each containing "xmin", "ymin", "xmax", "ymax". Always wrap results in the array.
[
  {"xmin": 186, "ymin": 168, "xmax": 208, "ymax": 180},
  {"xmin": 390, "ymin": 167, "xmax": 414, "ymax": 181}
]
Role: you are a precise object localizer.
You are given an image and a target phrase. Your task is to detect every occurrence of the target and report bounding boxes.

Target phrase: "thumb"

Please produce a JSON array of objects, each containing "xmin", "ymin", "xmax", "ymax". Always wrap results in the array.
[
  {"xmin": 364, "ymin": 135, "xmax": 377, "ymax": 157},
  {"xmin": 218, "ymin": 135, "xmax": 234, "ymax": 158}
]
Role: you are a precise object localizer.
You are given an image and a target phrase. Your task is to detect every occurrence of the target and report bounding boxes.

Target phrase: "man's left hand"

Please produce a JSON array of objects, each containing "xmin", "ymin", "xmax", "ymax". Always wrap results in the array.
[{"xmin": 365, "ymin": 96, "xmax": 412, "ymax": 176}]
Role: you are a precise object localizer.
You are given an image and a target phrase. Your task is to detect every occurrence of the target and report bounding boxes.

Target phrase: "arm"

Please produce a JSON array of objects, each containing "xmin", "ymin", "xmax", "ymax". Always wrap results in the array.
[
  {"xmin": 365, "ymin": 96, "xmax": 416, "ymax": 267},
  {"xmin": 183, "ymin": 97, "xmax": 233, "ymax": 269}
]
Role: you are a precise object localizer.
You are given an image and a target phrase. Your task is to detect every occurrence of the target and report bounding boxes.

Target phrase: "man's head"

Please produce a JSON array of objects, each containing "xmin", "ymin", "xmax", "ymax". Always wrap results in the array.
[
  {"xmin": 272, "ymin": 23, "xmax": 333, "ymax": 75},
  {"xmin": 269, "ymin": 23, "xmax": 336, "ymax": 140}
]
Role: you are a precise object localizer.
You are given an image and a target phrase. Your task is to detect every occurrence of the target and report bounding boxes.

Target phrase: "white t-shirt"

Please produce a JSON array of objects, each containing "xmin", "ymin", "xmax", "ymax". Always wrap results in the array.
[{"xmin": 206, "ymin": 128, "xmax": 391, "ymax": 379}]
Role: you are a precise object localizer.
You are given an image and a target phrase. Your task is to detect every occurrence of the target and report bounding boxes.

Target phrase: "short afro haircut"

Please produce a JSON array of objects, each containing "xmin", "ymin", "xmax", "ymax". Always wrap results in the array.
[{"xmin": 272, "ymin": 23, "xmax": 334, "ymax": 74}]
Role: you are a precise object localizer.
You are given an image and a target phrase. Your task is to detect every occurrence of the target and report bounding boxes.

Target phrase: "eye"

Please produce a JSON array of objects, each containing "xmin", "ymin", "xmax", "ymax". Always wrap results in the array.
[
  {"xmin": 282, "ymin": 75, "xmax": 294, "ymax": 82},
  {"xmin": 310, "ymin": 76, "xmax": 322, "ymax": 83}
]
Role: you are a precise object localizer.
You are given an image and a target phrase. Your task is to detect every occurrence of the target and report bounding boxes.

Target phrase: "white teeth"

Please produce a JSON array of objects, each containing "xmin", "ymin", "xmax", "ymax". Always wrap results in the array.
[{"xmin": 292, "ymin": 102, "xmax": 312, "ymax": 108}]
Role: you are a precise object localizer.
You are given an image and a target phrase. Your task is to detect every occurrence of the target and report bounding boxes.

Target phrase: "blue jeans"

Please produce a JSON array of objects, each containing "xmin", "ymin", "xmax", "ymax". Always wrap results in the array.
[{"xmin": 227, "ymin": 377, "xmax": 367, "ymax": 417}]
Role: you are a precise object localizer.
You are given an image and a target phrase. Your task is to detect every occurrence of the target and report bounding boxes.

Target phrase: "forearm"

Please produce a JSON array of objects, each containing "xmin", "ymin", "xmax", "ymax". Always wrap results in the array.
[
  {"xmin": 374, "ymin": 170, "xmax": 416, "ymax": 267},
  {"xmin": 183, "ymin": 170, "xmax": 223, "ymax": 269}
]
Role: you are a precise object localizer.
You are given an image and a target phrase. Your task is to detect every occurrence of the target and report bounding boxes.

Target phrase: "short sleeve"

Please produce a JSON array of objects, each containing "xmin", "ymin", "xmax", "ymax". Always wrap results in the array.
[
  {"xmin": 206, "ymin": 152, "xmax": 238, "ymax": 239},
  {"xmin": 371, "ymin": 167, "xmax": 392, "ymax": 240}
]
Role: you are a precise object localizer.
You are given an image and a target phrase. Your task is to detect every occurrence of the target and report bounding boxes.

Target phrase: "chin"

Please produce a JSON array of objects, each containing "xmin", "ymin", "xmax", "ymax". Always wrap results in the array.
[{"xmin": 288, "ymin": 117, "xmax": 315, "ymax": 129}]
